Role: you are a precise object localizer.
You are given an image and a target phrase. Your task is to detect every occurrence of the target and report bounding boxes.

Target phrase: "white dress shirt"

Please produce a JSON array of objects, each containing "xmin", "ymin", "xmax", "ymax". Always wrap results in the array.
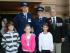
[
  {"xmin": 51, "ymin": 16, "xmax": 56, "ymax": 24},
  {"xmin": 23, "ymin": 12, "xmax": 27, "ymax": 19},
  {"xmin": 39, "ymin": 32, "xmax": 54, "ymax": 52},
  {"xmin": 39, "ymin": 16, "xmax": 43, "ymax": 19}
]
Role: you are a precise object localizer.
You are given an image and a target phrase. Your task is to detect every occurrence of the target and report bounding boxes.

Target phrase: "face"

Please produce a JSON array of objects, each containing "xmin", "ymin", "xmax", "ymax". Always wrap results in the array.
[
  {"xmin": 51, "ymin": 10, "xmax": 56, "ymax": 17},
  {"xmin": 24, "ymin": 26, "xmax": 31, "ymax": 33},
  {"xmin": 37, "ymin": 11, "xmax": 44, "ymax": 16},
  {"xmin": 21, "ymin": 6, "xmax": 29, "ymax": 12},
  {"xmin": 8, "ymin": 25, "xmax": 14, "ymax": 31},
  {"xmin": 45, "ymin": 12, "xmax": 51, "ymax": 18},
  {"xmin": 43, "ymin": 25, "xmax": 49, "ymax": 32}
]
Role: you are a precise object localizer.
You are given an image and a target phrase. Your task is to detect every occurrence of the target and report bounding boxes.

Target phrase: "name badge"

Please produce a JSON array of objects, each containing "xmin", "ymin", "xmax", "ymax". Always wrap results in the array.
[{"xmin": 28, "ymin": 19, "xmax": 31, "ymax": 22}]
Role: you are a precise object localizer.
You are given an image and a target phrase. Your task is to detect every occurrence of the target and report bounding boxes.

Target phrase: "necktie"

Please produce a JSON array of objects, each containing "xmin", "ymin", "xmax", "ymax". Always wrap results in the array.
[
  {"xmin": 39, "ymin": 18, "xmax": 42, "ymax": 22},
  {"xmin": 24, "ymin": 14, "xmax": 27, "ymax": 20},
  {"xmin": 53, "ymin": 17, "xmax": 56, "ymax": 24}
]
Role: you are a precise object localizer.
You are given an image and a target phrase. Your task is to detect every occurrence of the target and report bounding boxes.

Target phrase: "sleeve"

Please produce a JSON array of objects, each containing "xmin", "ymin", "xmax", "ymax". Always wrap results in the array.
[
  {"xmin": 31, "ymin": 34, "xmax": 36, "ymax": 52},
  {"xmin": 31, "ymin": 18, "xmax": 35, "ymax": 28},
  {"xmin": 49, "ymin": 33, "xmax": 54, "ymax": 52},
  {"xmin": 13, "ymin": 14, "xmax": 19, "ymax": 31},
  {"xmin": 1, "ymin": 35, "xmax": 7, "ymax": 48},
  {"xmin": 39, "ymin": 34, "xmax": 42, "ymax": 52},
  {"xmin": 31, "ymin": 18, "xmax": 36, "ymax": 33},
  {"xmin": 17, "ymin": 33, "xmax": 20, "ymax": 43},
  {"xmin": 21, "ymin": 34, "xmax": 28, "ymax": 49},
  {"xmin": 16, "ymin": 33, "xmax": 20, "ymax": 47},
  {"xmin": 58, "ymin": 17, "xmax": 64, "ymax": 38},
  {"xmin": 30, "ymin": 13, "xmax": 34, "ymax": 27},
  {"xmin": 61, "ymin": 18, "xmax": 65, "ymax": 38}
]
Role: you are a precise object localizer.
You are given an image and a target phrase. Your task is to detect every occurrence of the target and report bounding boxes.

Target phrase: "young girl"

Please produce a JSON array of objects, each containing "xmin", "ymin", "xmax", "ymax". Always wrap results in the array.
[
  {"xmin": 21, "ymin": 24, "xmax": 35, "ymax": 53},
  {"xmin": 1, "ymin": 21, "xmax": 20, "ymax": 53},
  {"xmin": 39, "ymin": 23, "xmax": 54, "ymax": 53}
]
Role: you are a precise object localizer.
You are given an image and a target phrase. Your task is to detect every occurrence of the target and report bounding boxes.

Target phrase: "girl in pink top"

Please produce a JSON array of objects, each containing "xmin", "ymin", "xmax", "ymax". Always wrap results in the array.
[{"xmin": 21, "ymin": 24, "xmax": 36, "ymax": 53}]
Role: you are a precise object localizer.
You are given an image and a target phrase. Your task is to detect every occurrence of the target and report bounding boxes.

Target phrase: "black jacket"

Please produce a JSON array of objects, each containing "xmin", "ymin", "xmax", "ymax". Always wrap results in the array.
[{"xmin": 46, "ymin": 17, "xmax": 64, "ymax": 43}]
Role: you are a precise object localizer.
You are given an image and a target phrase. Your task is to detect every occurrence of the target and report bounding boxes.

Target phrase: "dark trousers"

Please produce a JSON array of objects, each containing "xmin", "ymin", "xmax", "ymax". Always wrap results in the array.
[
  {"xmin": 61, "ymin": 41, "xmax": 70, "ymax": 53},
  {"xmin": 41, "ymin": 50, "xmax": 51, "ymax": 53},
  {"xmin": 18, "ymin": 43, "xmax": 22, "ymax": 53},
  {"xmin": 35, "ymin": 36, "xmax": 40, "ymax": 53}
]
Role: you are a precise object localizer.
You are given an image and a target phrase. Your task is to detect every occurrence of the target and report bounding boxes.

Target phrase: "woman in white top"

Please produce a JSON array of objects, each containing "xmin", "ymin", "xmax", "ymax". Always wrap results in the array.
[
  {"xmin": 39, "ymin": 23, "xmax": 54, "ymax": 53},
  {"xmin": 0, "ymin": 18, "xmax": 7, "ymax": 35}
]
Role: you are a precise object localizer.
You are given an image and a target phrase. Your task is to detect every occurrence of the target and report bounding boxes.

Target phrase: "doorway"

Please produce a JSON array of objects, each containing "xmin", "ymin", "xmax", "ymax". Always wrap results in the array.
[{"xmin": 0, "ymin": 2, "xmax": 41, "ymax": 19}]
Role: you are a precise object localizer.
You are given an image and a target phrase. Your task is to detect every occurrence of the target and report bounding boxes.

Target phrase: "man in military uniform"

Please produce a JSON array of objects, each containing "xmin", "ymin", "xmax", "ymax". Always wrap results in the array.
[
  {"xmin": 14, "ymin": 2, "xmax": 33, "ymax": 37},
  {"xmin": 14, "ymin": 2, "xmax": 33, "ymax": 53},
  {"xmin": 33, "ymin": 6, "xmax": 47, "ymax": 53}
]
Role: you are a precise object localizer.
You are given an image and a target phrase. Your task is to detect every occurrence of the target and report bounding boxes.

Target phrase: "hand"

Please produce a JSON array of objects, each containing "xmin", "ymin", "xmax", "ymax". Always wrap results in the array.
[
  {"xmin": 62, "ymin": 38, "xmax": 65, "ymax": 42},
  {"xmin": 6, "ymin": 46, "xmax": 9, "ymax": 50}
]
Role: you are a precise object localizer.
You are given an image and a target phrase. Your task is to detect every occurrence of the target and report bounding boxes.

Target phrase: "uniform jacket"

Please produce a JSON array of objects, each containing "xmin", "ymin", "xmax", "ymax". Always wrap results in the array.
[
  {"xmin": 14, "ymin": 12, "xmax": 33, "ymax": 37},
  {"xmin": 32, "ymin": 17, "xmax": 47, "ymax": 36}
]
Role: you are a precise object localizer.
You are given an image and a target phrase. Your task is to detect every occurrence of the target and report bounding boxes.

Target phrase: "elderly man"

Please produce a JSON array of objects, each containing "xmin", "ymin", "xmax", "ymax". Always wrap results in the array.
[{"xmin": 47, "ymin": 9, "xmax": 64, "ymax": 53}]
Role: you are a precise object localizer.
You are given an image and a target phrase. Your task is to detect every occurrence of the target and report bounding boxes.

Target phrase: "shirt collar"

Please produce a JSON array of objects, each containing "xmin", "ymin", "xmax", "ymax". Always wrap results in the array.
[
  {"xmin": 23, "ymin": 12, "xmax": 27, "ymax": 15},
  {"xmin": 39, "ymin": 16, "xmax": 44, "ymax": 19},
  {"xmin": 51, "ymin": 16, "xmax": 56, "ymax": 19}
]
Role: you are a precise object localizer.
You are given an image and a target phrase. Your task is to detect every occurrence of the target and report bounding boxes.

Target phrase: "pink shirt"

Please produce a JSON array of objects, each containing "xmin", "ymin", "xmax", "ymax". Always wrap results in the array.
[{"xmin": 21, "ymin": 33, "xmax": 36, "ymax": 52}]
